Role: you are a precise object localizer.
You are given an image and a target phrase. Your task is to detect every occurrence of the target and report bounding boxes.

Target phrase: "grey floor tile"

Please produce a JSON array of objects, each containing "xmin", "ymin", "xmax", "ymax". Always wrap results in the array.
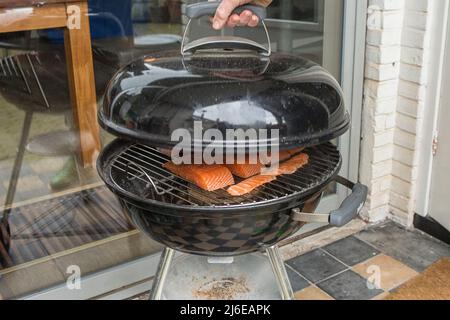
[
  {"xmin": 317, "ymin": 270, "xmax": 384, "ymax": 300},
  {"xmin": 322, "ymin": 236, "xmax": 380, "ymax": 266},
  {"xmin": 286, "ymin": 249, "xmax": 347, "ymax": 284},
  {"xmin": 286, "ymin": 265, "xmax": 310, "ymax": 292},
  {"xmin": 355, "ymin": 221, "xmax": 450, "ymax": 272}
]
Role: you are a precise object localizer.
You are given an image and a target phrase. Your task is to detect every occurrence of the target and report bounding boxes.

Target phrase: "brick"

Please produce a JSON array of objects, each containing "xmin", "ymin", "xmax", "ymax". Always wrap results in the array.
[
  {"xmin": 404, "ymin": 11, "xmax": 428, "ymax": 31},
  {"xmin": 373, "ymin": 144, "xmax": 394, "ymax": 163},
  {"xmin": 401, "ymin": 47, "xmax": 425, "ymax": 66},
  {"xmin": 392, "ymin": 160, "xmax": 414, "ymax": 181},
  {"xmin": 396, "ymin": 113, "xmax": 418, "ymax": 134},
  {"xmin": 390, "ymin": 191, "xmax": 411, "ymax": 212},
  {"xmin": 374, "ymin": 130, "xmax": 395, "ymax": 147},
  {"xmin": 370, "ymin": 190, "xmax": 391, "ymax": 209},
  {"xmin": 367, "ymin": 29, "xmax": 403, "ymax": 46},
  {"xmin": 402, "ymin": 28, "xmax": 428, "ymax": 49},
  {"xmin": 398, "ymin": 80, "xmax": 426, "ymax": 101},
  {"xmin": 369, "ymin": 0, "xmax": 404, "ymax": 11},
  {"xmin": 394, "ymin": 129, "xmax": 416, "ymax": 150},
  {"xmin": 393, "ymin": 145, "xmax": 416, "ymax": 166},
  {"xmin": 366, "ymin": 45, "xmax": 401, "ymax": 64},
  {"xmin": 372, "ymin": 160, "xmax": 393, "ymax": 179},
  {"xmin": 391, "ymin": 176, "xmax": 411, "ymax": 197},
  {"xmin": 365, "ymin": 79, "xmax": 399, "ymax": 99},
  {"xmin": 366, "ymin": 61, "xmax": 400, "ymax": 81},
  {"xmin": 400, "ymin": 63, "xmax": 427, "ymax": 84},
  {"xmin": 405, "ymin": 0, "xmax": 429, "ymax": 12},
  {"xmin": 371, "ymin": 175, "xmax": 392, "ymax": 193},
  {"xmin": 397, "ymin": 96, "xmax": 421, "ymax": 118}
]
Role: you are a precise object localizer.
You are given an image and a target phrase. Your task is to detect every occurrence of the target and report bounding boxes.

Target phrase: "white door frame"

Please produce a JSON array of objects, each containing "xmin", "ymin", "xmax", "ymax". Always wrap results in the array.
[
  {"xmin": 319, "ymin": 0, "xmax": 367, "ymax": 213},
  {"xmin": 415, "ymin": 0, "xmax": 450, "ymax": 217},
  {"xmin": 22, "ymin": 0, "xmax": 367, "ymax": 300}
]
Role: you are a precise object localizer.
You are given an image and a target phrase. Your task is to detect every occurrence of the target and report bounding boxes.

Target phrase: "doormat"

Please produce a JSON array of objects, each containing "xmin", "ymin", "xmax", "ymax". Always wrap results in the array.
[
  {"xmin": 0, "ymin": 186, "xmax": 134, "ymax": 270},
  {"xmin": 386, "ymin": 258, "xmax": 450, "ymax": 300}
]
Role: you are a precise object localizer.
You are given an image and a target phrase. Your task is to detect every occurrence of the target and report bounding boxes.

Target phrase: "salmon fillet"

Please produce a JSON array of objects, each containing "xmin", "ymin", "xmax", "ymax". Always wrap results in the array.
[
  {"xmin": 227, "ymin": 175, "xmax": 277, "ymax": 197},
  {"xmin": 226, "ymin": 149, "xmax": 307, "ymax": 179},
  {"xmin": 163, "ymin": 162, "xmax": 235, "ymax": 191},
  {"xmin": 259, "ymin": 150, "xmax": 292, "ymax": 166},
  {"xmin": 226, "ymin": 150, "xmax": 291, "ymax": 178},
  {"xmin": 287, "ymin": 147, "xmax": 305, "ymax": 156},
  {"xmin": 226, "ymin": 163, "xmax": 263, "ymax": 179},
  {"xmin": 273, "ymin": 153, "xmax": 310, "ymax": 175}
]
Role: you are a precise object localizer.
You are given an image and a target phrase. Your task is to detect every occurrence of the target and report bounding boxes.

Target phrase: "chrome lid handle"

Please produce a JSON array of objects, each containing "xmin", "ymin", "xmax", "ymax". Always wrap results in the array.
[
  {"xmin": 181, "ymin": 1, "xmax": 271, "ymax": 56},
  {"xmin": 185, "ymin": 1, "xmax": 267, "ymax": 20}
]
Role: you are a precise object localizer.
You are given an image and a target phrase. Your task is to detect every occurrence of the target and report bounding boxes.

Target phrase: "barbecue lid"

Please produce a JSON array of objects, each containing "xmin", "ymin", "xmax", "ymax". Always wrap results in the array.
[{"xmin": 99, "ymin": 2, "xmax": 349, "ymax": 152}]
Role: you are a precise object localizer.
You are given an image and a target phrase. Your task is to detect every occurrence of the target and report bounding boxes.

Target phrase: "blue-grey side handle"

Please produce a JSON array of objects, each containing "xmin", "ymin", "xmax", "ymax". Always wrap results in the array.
[
  {"xmin": 292, "ymin": 176, "xmax": 368, "ymax": 228},
  {"xmin": 185, "ymin": 1, "xmax": 267, "ymax": 20}
]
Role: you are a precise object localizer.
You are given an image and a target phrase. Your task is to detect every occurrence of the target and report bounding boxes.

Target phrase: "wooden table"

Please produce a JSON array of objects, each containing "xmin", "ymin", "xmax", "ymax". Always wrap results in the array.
[{"xmin": 0, "ymin": 0, "xmax": 100, "ymax": 167}]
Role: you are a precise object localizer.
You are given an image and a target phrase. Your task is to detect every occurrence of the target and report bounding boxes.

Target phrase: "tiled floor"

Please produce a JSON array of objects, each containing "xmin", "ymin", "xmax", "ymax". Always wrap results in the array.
[
  {"xmin": 133, "ymin": 221, "xmax": 449, "ymax": 300},
  {"xmin": 285, "ymin": 221, "xmax": 449, "ymax": 300}
]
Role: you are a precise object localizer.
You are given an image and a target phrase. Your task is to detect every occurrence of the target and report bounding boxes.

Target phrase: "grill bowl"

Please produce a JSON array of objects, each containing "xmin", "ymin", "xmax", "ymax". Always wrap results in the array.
[
  {"xmin": 98, "ymin": 139, "xmax": 341, "ymax": 256},
  {"xmin": 119, "ymin": 192, "xmax": 321, "ymax": 257}
]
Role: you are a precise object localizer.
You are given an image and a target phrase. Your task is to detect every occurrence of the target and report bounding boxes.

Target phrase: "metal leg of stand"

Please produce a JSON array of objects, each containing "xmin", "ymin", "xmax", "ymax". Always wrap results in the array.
[
  {"xmin": 4, "ymin": 111, "xmax": 33, "ymax": 211},
  {"xmin": 150, "ymin": 247, "xmax": 175, "ymax": 300},
  {"xmin": 266, "ymin": 245, "xmax": 294, "ymax": 300},
  {"xmin": 1, "ymin": 111, "xmax": 34, "ymax": 267}
]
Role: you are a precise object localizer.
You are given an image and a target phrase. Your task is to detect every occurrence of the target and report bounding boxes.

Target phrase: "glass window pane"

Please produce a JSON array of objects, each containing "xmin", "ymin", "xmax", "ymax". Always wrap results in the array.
[{"xmin": 0, "ymin": 0, "xmax": 344, "ymax": 299}]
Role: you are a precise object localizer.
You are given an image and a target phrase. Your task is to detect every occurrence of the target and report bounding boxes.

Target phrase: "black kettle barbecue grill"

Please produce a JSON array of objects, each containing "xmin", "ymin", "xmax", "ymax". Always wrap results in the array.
[{"xmin": 97, "ymin": 2, "xmax": 368, "ymax": 300}]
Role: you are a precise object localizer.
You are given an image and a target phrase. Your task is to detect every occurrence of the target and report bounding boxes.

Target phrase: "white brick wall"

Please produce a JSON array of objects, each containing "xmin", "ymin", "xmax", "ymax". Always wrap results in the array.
[
  {"xmin": 360, "ymin": 0, "xmax": 434, "ymax": 226},
  {"xmin": 360, "ymin": 0, "xmax": 402, "ymax": 222}
]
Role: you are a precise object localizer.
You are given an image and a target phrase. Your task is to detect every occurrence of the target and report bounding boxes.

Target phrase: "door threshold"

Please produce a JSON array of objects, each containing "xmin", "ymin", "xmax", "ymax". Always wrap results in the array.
[{"xmin": 414, "ymin": 214, "xmax": 450, "ymax": 245}]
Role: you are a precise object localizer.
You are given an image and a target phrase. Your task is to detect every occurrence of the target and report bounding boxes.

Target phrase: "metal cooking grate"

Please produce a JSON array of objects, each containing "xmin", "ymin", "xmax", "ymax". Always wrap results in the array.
[{"xmin": 108, "ymin": 142, "xmax": 341, "ymax": 208}]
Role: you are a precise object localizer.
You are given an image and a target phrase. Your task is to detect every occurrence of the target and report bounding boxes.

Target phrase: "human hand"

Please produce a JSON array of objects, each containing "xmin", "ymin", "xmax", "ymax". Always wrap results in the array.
[{"xmin": 212, "ymin": 0, "xmax": 260, "ymax": 30}]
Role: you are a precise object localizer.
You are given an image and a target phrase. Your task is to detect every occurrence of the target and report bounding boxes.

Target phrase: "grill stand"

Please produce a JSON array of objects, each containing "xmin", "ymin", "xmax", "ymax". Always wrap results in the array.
[
  {"xmin": 266, "ymin": 246, "xmax": 294, "ymax": 300},
  {"xmin": 150, "ymin": 247, "xmax": 176, "ymax": 300},
  {"xmin": 149, "ymin": 245, "xmax": 294, "ymax": 301}
]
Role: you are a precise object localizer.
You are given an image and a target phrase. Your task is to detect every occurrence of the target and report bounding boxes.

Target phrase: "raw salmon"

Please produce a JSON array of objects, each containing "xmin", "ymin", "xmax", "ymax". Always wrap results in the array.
[
  {"xmin": 163, "ymin": 162, "xmax": 235, "ymax": 191},
  {"xmin": 273, "ymin": 153, "xmax": 310, "ymax": 175},
  {"xmin": 226, "ymin": 163, "xmax": 263, "ymax": 179},
  {"xmin": 259, "ymin": 150, "xmax": 292, "ymax": 166},
  {"xmin": 226, "ymin": 150, "xmax": 290, "ymax": 178},
  {"xmin": 287, "ymin": 147, "xmax": 305, "ymax": 156},
  {"xmin": 227, "ymin": 175, "xmax": 277, "ymax": 197}
]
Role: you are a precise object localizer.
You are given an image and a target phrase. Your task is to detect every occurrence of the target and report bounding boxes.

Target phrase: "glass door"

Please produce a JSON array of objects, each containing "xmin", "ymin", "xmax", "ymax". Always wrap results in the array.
[
  {"xmin": 263, "ymin": 0, "xmax": 345, "ymax": 215},
  {"xmin": 0, "ymin": 0, "xmax": 362, "ymax": 299}
]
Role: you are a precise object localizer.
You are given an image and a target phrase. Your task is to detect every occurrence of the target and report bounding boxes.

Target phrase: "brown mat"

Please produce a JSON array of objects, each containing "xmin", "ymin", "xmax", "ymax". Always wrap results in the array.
[{"xmin": 387, "ymin": 258, "xmax": 450, "ymax": 300}]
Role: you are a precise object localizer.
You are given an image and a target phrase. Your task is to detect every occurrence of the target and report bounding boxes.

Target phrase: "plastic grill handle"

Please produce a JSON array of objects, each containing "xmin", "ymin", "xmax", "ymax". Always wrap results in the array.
[
  {"xmin": 185, "ymin": 2, "xmax": 267, "ymax": 20},
  {"xmin": 329, "ymin": 182, "xmax": 368, "ymax": 227},
  {"xmin": 292, "ymin": 177, "xmax": 368, "ymax": 228}
]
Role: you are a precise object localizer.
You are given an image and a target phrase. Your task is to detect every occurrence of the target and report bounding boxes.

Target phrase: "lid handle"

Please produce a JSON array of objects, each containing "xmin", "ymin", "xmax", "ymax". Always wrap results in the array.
[
  {"xmin": 185, "ymin": 1, "xmax": 267, "ymax": 20},
  {"xmin": 182, "ymin": 1, "xmax": 271, "ymax": 56}
]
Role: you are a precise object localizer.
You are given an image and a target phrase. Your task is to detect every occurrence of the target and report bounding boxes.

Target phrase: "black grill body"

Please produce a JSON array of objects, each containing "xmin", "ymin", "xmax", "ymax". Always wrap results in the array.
[
  {"xmin": 98, "ymin": 139, "xmax": 342, "ymax": 256},
  {"xmin": 122, "ymin": 194, "xmax": 321, "ymax": 257}
]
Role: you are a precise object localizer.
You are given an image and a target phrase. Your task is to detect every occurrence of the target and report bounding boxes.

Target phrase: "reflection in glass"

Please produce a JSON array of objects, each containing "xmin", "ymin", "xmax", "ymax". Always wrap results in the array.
[{"xmin": 0, "ymin": 0, "xmax": 343, "ymax": 299}]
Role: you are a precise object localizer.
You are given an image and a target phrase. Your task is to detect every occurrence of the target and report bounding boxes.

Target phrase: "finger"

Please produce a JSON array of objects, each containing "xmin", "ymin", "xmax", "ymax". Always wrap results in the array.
[
  {"xmin": 227, "ymin": 16, "xmax": 239, "ymax": 28},
  {"xmin": 229, "ymin": 14, "xmax": 241, "ymax": 27},
  {"xmin": 239, "ymin": 10, "xmax": 252, "ymax": 26},
  {"xmin": 247, "ymin": 15, "xmax": 259, "ymax": 27},
  {"xmin": 213, "ymin": 0, "xmax": 240, "ymax": 30}
]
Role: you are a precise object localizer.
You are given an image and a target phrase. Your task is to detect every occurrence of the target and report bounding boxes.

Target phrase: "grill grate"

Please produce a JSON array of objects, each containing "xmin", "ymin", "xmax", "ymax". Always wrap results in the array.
[{"xmin": 109, "ymin": 142, "xmax": 341, "ymax": 208}]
